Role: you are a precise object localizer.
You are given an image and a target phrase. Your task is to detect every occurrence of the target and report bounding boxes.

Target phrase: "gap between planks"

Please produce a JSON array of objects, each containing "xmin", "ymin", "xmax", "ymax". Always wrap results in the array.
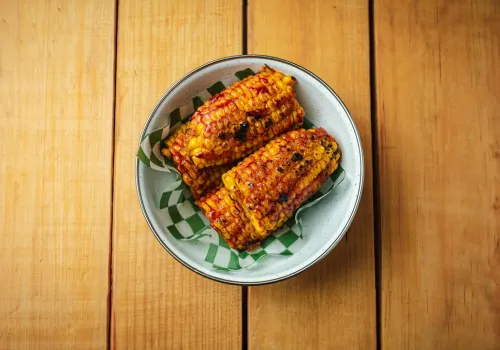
[{"xmin": 107, "ymin": 0, "xmax": 120, "ymax": 349}]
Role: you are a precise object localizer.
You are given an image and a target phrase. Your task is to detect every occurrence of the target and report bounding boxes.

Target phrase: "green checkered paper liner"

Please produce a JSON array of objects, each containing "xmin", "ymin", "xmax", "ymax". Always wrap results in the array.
[{"xmin": 137, "ymin": 68, "xmax": 345, "ymax": 270}]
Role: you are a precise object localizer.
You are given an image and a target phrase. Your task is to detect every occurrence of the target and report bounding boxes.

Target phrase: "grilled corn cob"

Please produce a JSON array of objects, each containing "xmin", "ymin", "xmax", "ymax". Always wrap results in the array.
[
  {"xmin": 166, "ymin": 66, "xmax": 305, "ymax": 169},
  {"xmin": 197, "ymin": 188, "xmax": 261, "ymax": 250},
  {"xmin": 161, "ymin": 122, "xmax": 231, "ymax": 198},
  {"xmin": 222, "ymin": 128, "xmax": 341, "ymax": 238}
]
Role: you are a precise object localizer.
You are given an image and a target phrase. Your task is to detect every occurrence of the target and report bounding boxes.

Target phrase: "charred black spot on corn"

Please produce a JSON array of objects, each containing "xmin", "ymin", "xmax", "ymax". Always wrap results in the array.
[
  {"xmin": 247, "ymin": 112, "xmax": 262, "ymax": 120},
  {"xmin": 218, "ymin": 132, "xmax": 231, "ymax": 140},
  {"xmin": 277, "ymin": 167, "xmax": 284, "ymax": 173},
  {"xmin": 217, "ymin": 216, "xmax": 228, "ymax": 225},
  {"xmin": 320, "ymin": 138, "xmax": 332, "ymax": 148},
  {"xmin": 234, "ymin": 121, "xmax": 249, "ymax": 141},
  {"xmin": 277, "ymin": 193, "xmax": 288, "ymax": 204},
  {"xmin": 264, "ymin": 119, "xmax": 273, "ymax": 128},
  {"xmin": 292, "ymin": 152, "xmax": 303, "ymax": 161}
]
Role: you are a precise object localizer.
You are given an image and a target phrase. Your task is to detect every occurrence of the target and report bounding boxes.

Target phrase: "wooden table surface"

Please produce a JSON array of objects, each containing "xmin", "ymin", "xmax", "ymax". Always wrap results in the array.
[{"xmin": 1, "ymin": 0, "xmax": 498, "ymax": 349}]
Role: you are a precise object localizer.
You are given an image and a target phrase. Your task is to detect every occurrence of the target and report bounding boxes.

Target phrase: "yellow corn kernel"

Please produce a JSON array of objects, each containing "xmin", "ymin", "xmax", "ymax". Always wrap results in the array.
[
  {"xmin": 283, "ymin": 76, "xmax": 294, "ymax": 86},
  {"xmin": 222, "ymin": 174, "xmax": 236, "ymax": 190},
  {"xmin": 204, "ymin": 138, "xmax": 215, "ymax": 150}
]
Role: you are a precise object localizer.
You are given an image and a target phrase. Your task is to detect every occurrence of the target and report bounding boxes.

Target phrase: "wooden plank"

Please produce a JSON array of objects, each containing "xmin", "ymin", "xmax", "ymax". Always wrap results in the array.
[
  {"xmin": 247, "ymin": 1, "xmax": 376, "ymax": 348},
  {"xmin": 374, "ymin": 0, "xmax": 500, "ymax": 348},
  {"xmin": 0, "ymin": 1, "xmax": 115, "ymax": 349},
  {"xmin": 112, "ymin": 0, "xmax": 242, "ymax": 349}
]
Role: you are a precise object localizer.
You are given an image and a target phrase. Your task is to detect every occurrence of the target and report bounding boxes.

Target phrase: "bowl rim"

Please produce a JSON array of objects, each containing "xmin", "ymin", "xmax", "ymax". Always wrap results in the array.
[{"xmin": 135, "ymin": 54, "xmax": 364, "ymax": 286}]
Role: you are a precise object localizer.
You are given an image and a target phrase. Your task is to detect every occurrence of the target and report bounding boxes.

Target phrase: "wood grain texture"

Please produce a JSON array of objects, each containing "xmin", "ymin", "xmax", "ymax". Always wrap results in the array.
[
  {"xmin": 112, "ymin": 1, "xmax": 242, "ymax": 349},
  {"xmin": 0, "ymin": 0, "xmax": 115, "ymax": 349},
  {"xmin": 247, "ymin": 1, "xmax": 376, "ymax": 349},
  {"xmin": 374, "ymin": 0, "xmax": 500, "ymax": 348}
]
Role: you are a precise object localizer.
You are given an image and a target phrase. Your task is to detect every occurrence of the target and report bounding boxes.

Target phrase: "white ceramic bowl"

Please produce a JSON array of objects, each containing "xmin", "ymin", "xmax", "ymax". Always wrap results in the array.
[{"xmin": 136, "ymin": 55, "xmax": 363, "ymax": 285}]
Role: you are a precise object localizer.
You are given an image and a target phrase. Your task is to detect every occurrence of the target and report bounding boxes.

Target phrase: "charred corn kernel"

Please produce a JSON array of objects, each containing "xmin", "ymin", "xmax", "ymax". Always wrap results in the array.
[
  {"xmin": 223, "ymin": 128, "xmax": 341, "ymax": 237},
  {"xmin": 165, "ymin": 66, "xmax": 304, "ymax": 169},
  {"xmin": 197, "ymin": 188, "xmax": 262, "ymax": 251}
]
